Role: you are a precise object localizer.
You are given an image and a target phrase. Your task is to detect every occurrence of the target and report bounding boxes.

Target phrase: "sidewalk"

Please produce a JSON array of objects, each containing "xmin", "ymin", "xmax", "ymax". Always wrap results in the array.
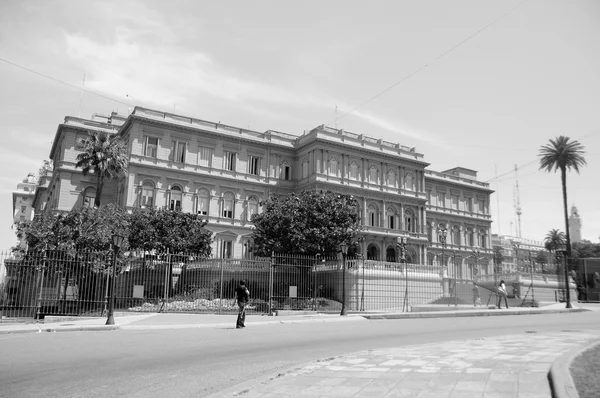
[
  {"xmin": 207, "ymin": 330, "xmax": 600, "ymax": 398},
  {"xmin": 0, "ymin": 302, "xmax": 592, "ymax": 334}
]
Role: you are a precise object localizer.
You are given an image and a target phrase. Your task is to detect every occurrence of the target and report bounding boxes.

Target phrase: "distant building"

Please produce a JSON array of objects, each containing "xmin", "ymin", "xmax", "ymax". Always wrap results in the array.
[
  {"xmin": 32, "ymin": 107, "xmax": 494, "ymax": 274},
  {"xmin": 492, "ymin": 234, "xmax": 546, "ymax": 273},
  {"xmin": 12, "ymin": 173, "xmax": 37, "ymax": 250},
  {"xmin": 568, "ymin": 205, "xmax": 582, "ymax": 243}
]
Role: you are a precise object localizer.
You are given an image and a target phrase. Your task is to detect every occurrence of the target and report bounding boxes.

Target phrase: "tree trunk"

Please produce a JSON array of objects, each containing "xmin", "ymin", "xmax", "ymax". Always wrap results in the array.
[
  {"xmin": 560, "ymin": 166, "xmax": 571, "ymax": 256},
  {"xmin": 95, "ymin": 174, "xmax": 104, "ymax": 208}
]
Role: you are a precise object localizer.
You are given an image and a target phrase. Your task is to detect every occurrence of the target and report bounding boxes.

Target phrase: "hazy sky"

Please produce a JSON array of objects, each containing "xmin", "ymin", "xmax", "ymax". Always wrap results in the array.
[{"xmin": 1, "ymin": 0, "xmax": 599, "ymax": 252}]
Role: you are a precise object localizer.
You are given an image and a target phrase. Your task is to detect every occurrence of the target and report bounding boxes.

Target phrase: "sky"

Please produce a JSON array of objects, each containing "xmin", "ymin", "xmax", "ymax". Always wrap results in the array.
[{"xmin": 0, "ymin": 0, "xmax": 599, "ymax": 253}]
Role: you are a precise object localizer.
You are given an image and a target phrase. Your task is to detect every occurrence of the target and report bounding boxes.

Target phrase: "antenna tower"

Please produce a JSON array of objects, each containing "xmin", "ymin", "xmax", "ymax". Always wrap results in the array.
[{"xmin": 514, "ymin": 164, "xmax": 522, "ymax": 238}]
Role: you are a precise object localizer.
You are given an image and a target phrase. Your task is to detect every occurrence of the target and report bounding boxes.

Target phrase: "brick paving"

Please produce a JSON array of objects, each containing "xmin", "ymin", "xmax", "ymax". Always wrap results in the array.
[{"xmin": 215, "ymin": 331, "xmax": 600, "ymax": 398}]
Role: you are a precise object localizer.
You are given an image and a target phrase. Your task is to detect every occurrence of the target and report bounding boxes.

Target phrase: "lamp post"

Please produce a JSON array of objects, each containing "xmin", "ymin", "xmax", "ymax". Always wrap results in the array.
[
  {"xmin": 106, "ymin": 234, "xmax": 124, "ymax": 325},
  {"xmin": 556, "ymin": 242, "xmax": 572, "ymax": 309},
  {"xmin": 439, "ymin": 228, "xmax": 447, "ymax": 269},
  {"xmin": 396, "ymin": 236, "xmax": 408, "ymax": 312},
  {"xmin": 339, "ymin": 242, "xmax": 348, "ymax": 316},
  {"xmin": 512, "ymin": 242, "xmax": 520, "ymax": 273}
]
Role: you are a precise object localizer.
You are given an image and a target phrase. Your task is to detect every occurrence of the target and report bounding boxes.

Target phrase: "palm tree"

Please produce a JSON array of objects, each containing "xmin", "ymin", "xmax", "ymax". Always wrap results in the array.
[
  {"xmin": 75, "ymin": 131, "xmax": 128, "ymax": 207},
  {"xmin": 539, "ymin": 136, "xmax": 586, "ymax": 256},
  {"xmin": 544, "ymin": 229, "xmax": 565, "ymax": 253}
]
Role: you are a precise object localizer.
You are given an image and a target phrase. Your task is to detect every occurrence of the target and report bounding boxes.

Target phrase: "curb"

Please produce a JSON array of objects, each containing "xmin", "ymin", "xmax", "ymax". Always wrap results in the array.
[
  {"xmin": 549, "ymin": 338, "xmax": 600, "ymax": 398},
  {"xmin": 0, "ymin": 325, "xmax": 119, "ymax": 334},
  {"xmin": 363, "ymin": 308, "xmax": 589, "ymax": 320}
]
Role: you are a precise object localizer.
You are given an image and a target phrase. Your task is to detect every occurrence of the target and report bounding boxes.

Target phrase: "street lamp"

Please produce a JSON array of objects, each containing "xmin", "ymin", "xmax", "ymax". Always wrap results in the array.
[
  {"xmin": 396, "ymin": 236, "xmax": 408, "ymax": 312},
  {"xmin": 339, "ymin": 242, "xmax": 348, "ymax": 316},
  {"xmin": 555, "ymin": 242, "xmax": 572, "ymax": 309},
  {"xmin": 439, "ymin": 228, "xmax": 448, "ymax": 268},
  {"xmin": 106, "ymin": 234, "xmax": 125, "ymax": 325}
]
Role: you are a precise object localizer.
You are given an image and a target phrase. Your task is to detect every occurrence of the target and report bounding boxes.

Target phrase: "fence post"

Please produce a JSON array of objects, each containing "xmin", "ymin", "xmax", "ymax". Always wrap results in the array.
[
  {"xmin": 35, "ymin": 249, "xmax": 47, "ymax": 320},
  {"xmin": 218, "ymin": 257, "xmax": 224, "ymax": 314},
  {"xmin": 313, "ymin": 255, "xmax": 317, "ymax": 312},
  {"xmin": 268, "ymin": 251, "xmax": 274, "ymax": 316}
]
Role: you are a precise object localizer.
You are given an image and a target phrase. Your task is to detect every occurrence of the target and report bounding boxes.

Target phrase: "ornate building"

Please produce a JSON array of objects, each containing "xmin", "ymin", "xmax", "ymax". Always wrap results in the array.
[
  {"xmin": 33, "ymin": 107, "xmax": 494, "ymax": 274},
  {"xmin": 12, "ymin": 173, "xmax": 37, "ymax": 250}
]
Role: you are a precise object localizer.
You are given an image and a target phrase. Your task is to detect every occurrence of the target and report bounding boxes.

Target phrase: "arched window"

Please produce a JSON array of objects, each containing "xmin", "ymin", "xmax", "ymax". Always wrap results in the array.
[
  {"xmin": 83, "ymin": 187, "xmax": 96, "ymax": 208},
  {"xmin": 467, "ymin": 228, "xmax": 474, "ymax": 247},
  {"xmin": 367, "ymin": 205, "xmax": 378, "ymax": 227},
  {"xmin": 169, "ymin": 186, "xmax": 182, "ymax": 211},
  {"xmin": 386, "ymin": 207, "xmax": 396, "ymax": 229},
  {"xmin": 453, "ymin": 225, "xmax": 461, "ymax": 246},
  {"xmin": 479, "ymin": 229, "xmax": 487, "ymax": 248},
  {"xmin": 369, "ymin": 166, "xmax": 378, "ymax": 184},
  {"xmin": 405, "ymin": 172, "xmax": 413, "ymax": 190},
  {"xmin": 349, "ymin": 162, "xmax": 359, "ymax": 180},
  {"xmin": 367, "ymin": 244, "xmax": 379, "ymax": 260},
  {"xmin": 302, "ymin": 158, "xmax": 309, "ymax": 179},
  {"xmin": 404, "ymin": 209, "xmax": 415, "ymax": 232},
  {"xmin": 196, "ymin": 188, "xmax": 209, "ymax": 215},
  {"xmin": 387, "ymin": 169, "xmax": 396, "ymax": 187},
  {"xmin": 140, "ymin": 182, "xmax": 154, "ymax": 208},
  {"xmin": 386, "ymin": 246, "xmax": 397, "ymax": 262},
  {"xmin": 329, "ymin": 157, "xmax": 338, "ymax": 176},
  {"xmin": 248, "ymin": 197, "xmax": 259, "ymax": 220},
  {"xmin": 222, "ymin": 192, "xmax": 234, "ymax": 219}
]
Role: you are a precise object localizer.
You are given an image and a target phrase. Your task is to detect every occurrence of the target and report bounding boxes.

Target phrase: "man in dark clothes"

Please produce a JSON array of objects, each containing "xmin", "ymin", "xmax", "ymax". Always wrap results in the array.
[{"xmin": 234, "ymin": 280, "xmax": 250, "ymax": 329}]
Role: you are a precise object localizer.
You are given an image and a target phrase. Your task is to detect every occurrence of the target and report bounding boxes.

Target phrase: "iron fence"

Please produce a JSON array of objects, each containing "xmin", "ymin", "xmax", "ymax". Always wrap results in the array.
[{"xmin": 2, "ymin": 249, "xmax": 576, "ymax": 320}]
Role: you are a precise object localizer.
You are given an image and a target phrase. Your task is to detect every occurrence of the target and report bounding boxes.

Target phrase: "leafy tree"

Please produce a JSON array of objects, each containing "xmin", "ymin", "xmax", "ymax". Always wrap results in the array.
[
  {"xmin": 128, "ymin": 207, "xmax": 213, "ymax": 256},
  {"xmin": 539, "ymin": 136, "xmax": 586, "ymax": 256},
  {"xmin": 13, "ymin": 204, "xmax": 129, "ymax": 253},
  {"xmin": 75, "ymin": 130, "xmax": 128, "ymax": 207},
  {"xmin": 250, "ymin": 190, "xmax": 361, "ymax": 257},
  {"xmin": 571, "ymin": 240, "xmax": 600, "ymax": 267}
]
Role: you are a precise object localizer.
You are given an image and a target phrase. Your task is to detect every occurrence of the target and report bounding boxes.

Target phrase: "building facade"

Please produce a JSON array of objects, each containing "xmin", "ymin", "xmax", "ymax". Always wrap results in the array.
[{"xmin": 34, "ymin": 107, "xmax": 494, "ymax": 274}]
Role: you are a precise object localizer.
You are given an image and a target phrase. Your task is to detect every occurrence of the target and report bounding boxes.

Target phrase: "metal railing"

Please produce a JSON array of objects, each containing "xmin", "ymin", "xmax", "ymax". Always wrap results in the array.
[{"xmin": 5, "ymin": 249, "xmax": 579, "ymax": 320}]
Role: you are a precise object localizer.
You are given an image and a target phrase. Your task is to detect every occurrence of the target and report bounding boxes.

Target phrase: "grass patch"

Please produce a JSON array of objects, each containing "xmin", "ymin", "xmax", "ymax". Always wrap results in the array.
[{"xmin": 570, "ymin": 342, "xmax": 600, "ymax": 398}]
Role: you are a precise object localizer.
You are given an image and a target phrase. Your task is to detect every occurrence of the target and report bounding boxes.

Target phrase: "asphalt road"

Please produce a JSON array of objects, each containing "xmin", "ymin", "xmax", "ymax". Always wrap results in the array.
[{"xmin": 1, "ymin": 311, "xmax": 599, "ymax": 398}]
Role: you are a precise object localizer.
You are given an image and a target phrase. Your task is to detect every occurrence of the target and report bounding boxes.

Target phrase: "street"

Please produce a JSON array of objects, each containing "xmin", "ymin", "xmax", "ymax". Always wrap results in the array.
[{"xmin": 1, "ymin": 311, "xmax": 600, "ymax": 397}]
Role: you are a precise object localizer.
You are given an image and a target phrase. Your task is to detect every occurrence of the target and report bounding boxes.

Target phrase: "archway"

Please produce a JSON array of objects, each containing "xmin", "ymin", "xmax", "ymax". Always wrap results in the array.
[
  {"xmin": 386, "ymin": 246, "xmax": 397, "ymax": 262},
  {"xmin": 366, "ymin": 244, "xmax": 379, "ymax": 260}
]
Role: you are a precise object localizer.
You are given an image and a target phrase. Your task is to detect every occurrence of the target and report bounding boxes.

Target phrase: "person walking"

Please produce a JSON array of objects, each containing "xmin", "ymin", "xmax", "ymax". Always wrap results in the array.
[
  {"xmin": 497, "ymin": 279, "xmax": 509, "ymax": 309},
  {"xmin": 472, "ymin": 283, "xmax": 481, "ymax": 307},
  {"xmin": 234, "ymin": 279, "xmax": 250, "ymax": 329}
]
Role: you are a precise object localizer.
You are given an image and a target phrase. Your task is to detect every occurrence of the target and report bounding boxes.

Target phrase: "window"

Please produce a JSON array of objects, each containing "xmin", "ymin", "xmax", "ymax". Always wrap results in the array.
[
  {"xmin": 349, "ymin": 162, "xmax": 358, "ymax": 180},
  {"xmin": 196, "ymin": 189, "xmax": 209, "ymax": 215},
  {"xmin": 387, "ymin": 170, "xmax": 395, "ymax": 187},
  {"xmin": 249, "ymin": 155, "xmax": 261, "ymax": 175},
  {"xmin": 405, "ymin": 173, "xmax": 413, "ymax": 190},
  {"xmin": 467, "ymin": 228, "xmax": 474, "ymax": 247},
  {"xmin": 367, "ymin": 205, "xmax": 377, "ymax": 227},
  {"xmin": 83, "ymin": 188, "xmax": 96, "ymax": 208},
  {"xmin": 248, "ymin": 197, "xmax": 259, "ymax": 220},
  {"xmin": 20, "ymin": 205, "xmax": 26, "ymax": 213},
  {"xmin": 19, "ymin": 215, "xmax": 25, "ymax": 222},
  {"xmin": 198, "ymin": 147, "xmax": 213, "ymax": 167},
  {"xmin": 222, "ymin": 192, "xmax": 234, "ymax": 218},
  {"xmin": 221, "ymin": 241, "xmax": 233, "ymax": 259},
  {"xmin": 141, "ymin": 183, "xmax": 154, "ymax": 208},
  {"xmin": 169, "ymin": 186, "xmax": 182, "ymax": 211},
  {"xmin": 404, "ymin": 209, "xmax": 414, "ymax": 232},
  {"xmin": 426, "ymin": 190, "xmax": 431, "ymax": 203},
  {"xmin": 329, "ymin": 157, "xmax": 338, "ymax": 176},
  {"xmin": 369, "ymin": 166, "xmax": 377, "ymax": 184},
  {"xmin": 477, "ymin": 199, "xmax": 486, "ymax": 214},
  {"xmin": 437, "ymin": 192, "xmax": 445, "ymax": 208},
  {"xmin": 224, "ymin": 151, "xmax": 236, "ymax": 171},
  {"xmin": 453, "ymin": 226, "xmax": 461, "ymax": 246},
  {"xmin": 465, "ymin": 197, "xmax": 473, "ymax": 212},
  {"xmin": 451, "ymin": 195, "xmax": 459, "ymax": 210},
  {"xmin": 171, "ymin": 140, "xmax": 186, "ymax": 163},
  {"xmin": 302, "ymin": 159, "xmax": 309, "ymax": 179},
  {"xmin": 282, "ymin": 162, "xmax": 290, "ymax": 180},
  {"xmin": 480, "ymin": 230, "xmax": 487, "ymax": 248},
  {"xmin": 144, "ymin": 137, "xmax": 158, "ymax": 158}
]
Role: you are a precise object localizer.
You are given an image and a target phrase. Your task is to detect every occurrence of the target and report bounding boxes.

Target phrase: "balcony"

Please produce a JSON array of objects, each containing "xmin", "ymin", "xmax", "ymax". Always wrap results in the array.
[{"xmin": 359, "ymin": 226, "xmax": 428, "ymax": 241}]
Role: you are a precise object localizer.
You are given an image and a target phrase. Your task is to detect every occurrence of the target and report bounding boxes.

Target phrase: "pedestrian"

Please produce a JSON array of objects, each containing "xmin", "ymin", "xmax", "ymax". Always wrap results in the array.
[
  {"xmin": 497, "ymin": 279, "xmax": 509, "ymax": 309},
  {"xmin": 233, "ymin": 279, "xmax": 250, "ymax": 329},
  {"xmin": 472, "ymin": 283, "xmax": 481, "ymax": 307}
]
